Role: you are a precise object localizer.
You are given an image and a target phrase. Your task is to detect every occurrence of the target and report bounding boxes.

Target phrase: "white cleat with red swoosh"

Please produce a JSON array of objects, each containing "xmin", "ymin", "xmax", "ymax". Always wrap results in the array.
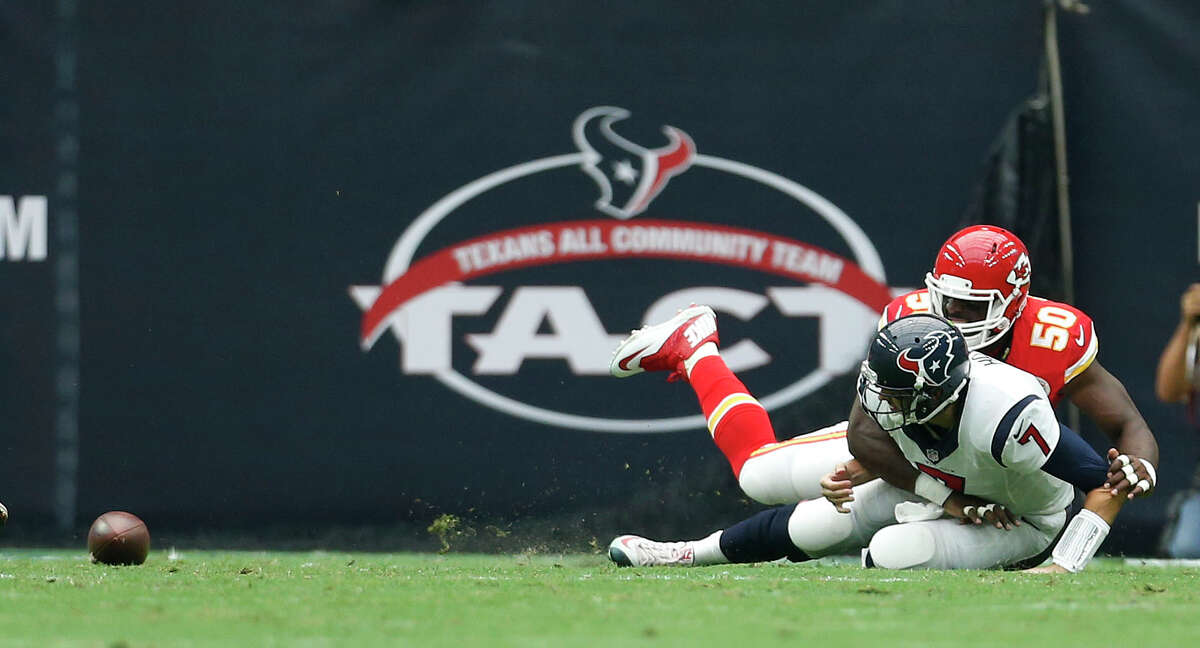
[
  {"xmin": 608, "ymin": 535, "xmax": 696, "ymax": 567},
  {"xmin": 609, "ymin": 305, "xmax": 718, "ymax": 381}
]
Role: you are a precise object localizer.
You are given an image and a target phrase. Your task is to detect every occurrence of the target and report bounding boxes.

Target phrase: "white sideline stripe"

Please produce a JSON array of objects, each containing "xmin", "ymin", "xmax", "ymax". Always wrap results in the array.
[
  {"xmin": 1123, "ymin": 558, "xmax": 1200, "ymax": 568},
  {"xmin": 706, "ymin": 393, "xmax": 763, "ymax": 435}
]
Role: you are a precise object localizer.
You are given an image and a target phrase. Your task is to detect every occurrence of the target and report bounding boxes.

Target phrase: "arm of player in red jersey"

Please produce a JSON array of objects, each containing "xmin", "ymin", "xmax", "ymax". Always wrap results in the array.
[
  {"xmin": 845, "ymin": 398, "xmax": 918, "ymax": 489},
  {"xmin": 1024, "ymin": 485, "xmax": 1126, "ymax": 574},
  {"xmin": 1018, "ymin": 301, "xmax": 1158, "ymax": 499},
  {"xmin": 844, "ymin": 399, "xmax": 1019, "ymax": 528},
  {"xmin": 1060, "ymin": 361, "xmax": 1159, "ymax": 498}
]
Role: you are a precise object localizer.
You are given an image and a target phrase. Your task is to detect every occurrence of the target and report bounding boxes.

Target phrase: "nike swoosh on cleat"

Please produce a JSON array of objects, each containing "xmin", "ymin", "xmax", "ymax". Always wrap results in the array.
[{"xmin": 618, "ymin": 348, "xmax": 648, "ymax": 371}]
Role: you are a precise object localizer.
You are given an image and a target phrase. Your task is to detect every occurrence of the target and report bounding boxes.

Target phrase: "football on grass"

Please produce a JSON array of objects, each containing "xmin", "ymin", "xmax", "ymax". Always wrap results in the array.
[{"xmin": 87, "ymin": 511, "xmax": 150, "ymax": 565}]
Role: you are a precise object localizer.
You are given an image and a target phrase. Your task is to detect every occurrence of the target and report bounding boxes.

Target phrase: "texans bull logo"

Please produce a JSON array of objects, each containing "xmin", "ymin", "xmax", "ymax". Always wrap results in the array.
[
  {"xmin": 896, "ymin": 330, "xmax": 957, "ymax": 386},
  {"xmin": 572, "ymin": 106, "xmax": 695, "ymax": 219}
]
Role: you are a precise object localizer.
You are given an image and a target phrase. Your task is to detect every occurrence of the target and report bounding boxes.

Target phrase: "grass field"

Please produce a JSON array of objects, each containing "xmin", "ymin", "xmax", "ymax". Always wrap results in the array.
[{"xmin": 1, "ymin": 549, "xmax": 1198, "ymax": 647}]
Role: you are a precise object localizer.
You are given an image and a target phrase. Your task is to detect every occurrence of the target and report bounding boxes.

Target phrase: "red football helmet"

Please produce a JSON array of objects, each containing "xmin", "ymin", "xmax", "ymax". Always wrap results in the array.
[{"xmin": 924, "ymin": 225, "xmax": 1032, "ymax": 350}]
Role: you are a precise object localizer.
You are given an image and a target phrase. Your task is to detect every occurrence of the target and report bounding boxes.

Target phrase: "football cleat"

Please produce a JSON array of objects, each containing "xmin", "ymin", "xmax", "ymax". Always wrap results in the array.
[
  {"xmin": 608, "ymin": 535, "xmax": 696, "ymax": 567},
  {"xmin": 609, "ymin": 305, "xmax": 718, "ymax": 381}
]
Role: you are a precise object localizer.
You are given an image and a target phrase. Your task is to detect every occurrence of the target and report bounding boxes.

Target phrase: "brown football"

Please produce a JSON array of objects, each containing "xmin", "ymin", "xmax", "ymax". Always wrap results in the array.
[{"xmin": 87, "ymin": 511, "xmax": 150, "ymax": 565}]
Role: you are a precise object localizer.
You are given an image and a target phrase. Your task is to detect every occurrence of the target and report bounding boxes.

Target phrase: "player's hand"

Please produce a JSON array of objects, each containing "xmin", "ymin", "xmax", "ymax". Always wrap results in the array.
[
  {"xmin": 1180, "ymin": 283, "xmax": 1200, "ymax": 323},
  {"xmin": 821, "ymin": 463, "xmax": 855, "ymax": 513},
  {"xmin": 944, "ymin": 493, "xmax": 1020, "ymax": 530},
  {"xmin": 1023, "ymin": 563, "xmax": 1069, "ymax": 574},
  {"xmin": 1104, "ymin": 448, "xmax": 1156, "ymax": 499}
]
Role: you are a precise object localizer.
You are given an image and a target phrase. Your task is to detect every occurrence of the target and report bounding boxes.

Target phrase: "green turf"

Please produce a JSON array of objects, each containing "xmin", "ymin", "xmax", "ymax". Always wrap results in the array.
[{"xmin": 1, "ymin": 550, "xmax": 1198, "ymax": 647}]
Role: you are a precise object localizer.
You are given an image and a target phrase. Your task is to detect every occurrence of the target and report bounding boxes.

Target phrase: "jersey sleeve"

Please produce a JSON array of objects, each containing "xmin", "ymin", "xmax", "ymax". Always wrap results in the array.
[
  {"xmin": 989, "ymin": 394, "xmax": 1062, "ymax": 474},
  {"xmin": 878, "ymin": 289, "xmax": 932, "ymax": 329},
  {"xmin": 1040, "ymin": 423, "xmax": 1109, "ymax": 491},
  {"xmin": 1064, "ymin": 316, "xmax": 1098, "ymax": 385},
  {"xmin": 1006, "ymin": 299, "xmax": 1100, "ymax": 402}
]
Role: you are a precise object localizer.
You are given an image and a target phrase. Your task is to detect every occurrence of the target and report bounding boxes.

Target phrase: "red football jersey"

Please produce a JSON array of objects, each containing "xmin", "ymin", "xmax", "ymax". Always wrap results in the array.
[{"xmin": 881, "ymin": 289, "xmax": 1097, "ymax": 406}]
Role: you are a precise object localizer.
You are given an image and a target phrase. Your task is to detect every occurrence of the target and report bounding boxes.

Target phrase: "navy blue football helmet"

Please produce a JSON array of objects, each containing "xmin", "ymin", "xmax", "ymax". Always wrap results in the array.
[{"xmin": 857, "ymin": 313, "xmax": 971, "ymax": 431}]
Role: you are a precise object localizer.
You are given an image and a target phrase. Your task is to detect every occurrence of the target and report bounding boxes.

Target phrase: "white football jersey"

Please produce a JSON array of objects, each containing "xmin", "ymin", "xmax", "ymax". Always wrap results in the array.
[{"xmin": 887, "ymin": 352, "xmax": 1075, "ymax": 517}]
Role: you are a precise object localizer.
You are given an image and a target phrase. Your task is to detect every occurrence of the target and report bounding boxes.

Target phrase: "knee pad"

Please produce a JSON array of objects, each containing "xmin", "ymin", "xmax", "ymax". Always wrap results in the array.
[
  {"xmin": 866, "ymin": 524, "xmax": 937, "ymax": 569},
  {"xmin": 787, "ymin": 498, "xmax": 855, "ymax": 553}
]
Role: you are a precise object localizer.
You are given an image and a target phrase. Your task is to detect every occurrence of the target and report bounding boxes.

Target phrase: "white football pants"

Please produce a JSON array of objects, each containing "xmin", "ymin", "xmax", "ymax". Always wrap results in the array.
[
  {"xmin": 786, "ymin": 479, "xmax": 1065, "ymax": 569},
  {"xmin": 736, "ymin": 422, "xmax": 854, "ymax": 504}
]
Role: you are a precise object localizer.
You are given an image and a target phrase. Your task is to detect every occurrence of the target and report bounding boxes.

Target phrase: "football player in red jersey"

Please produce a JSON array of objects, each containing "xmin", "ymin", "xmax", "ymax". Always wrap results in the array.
[
  {"xmin": 842, "ymin": 226, "xmax": 1157, "ymax": 514},
  {"xmin": 608, "ymin": 224, "xmax": 1157, "ymax": 571}
]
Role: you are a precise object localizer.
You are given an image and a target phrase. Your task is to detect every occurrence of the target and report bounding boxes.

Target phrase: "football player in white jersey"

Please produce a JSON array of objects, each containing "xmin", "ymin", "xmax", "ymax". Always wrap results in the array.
[{"xmin": 609, "ymin": 314, "xmax": 1122, "ymax": 570}]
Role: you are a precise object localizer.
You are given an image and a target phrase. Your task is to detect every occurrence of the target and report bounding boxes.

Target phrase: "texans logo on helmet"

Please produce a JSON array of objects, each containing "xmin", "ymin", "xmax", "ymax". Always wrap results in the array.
[{"xmin": 896, "ymin": 330, "xmax": 957, "ymax": 385}]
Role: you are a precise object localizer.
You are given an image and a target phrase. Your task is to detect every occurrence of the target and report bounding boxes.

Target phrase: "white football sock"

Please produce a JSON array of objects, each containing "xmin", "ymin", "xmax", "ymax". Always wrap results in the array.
[
  {"xmin": 691, "ymin": 530, "xmax": 728, "ymax": 566},
  {"xmin": 684, "ymin": 342, "xmax": 720, "ymax": 378}
]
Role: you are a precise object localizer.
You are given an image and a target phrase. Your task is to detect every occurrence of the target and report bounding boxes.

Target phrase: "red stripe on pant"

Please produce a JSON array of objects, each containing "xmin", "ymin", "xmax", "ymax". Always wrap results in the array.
[{"xmin": 688, "ymin": 355, "xmax": 776, "ymax": 478}]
